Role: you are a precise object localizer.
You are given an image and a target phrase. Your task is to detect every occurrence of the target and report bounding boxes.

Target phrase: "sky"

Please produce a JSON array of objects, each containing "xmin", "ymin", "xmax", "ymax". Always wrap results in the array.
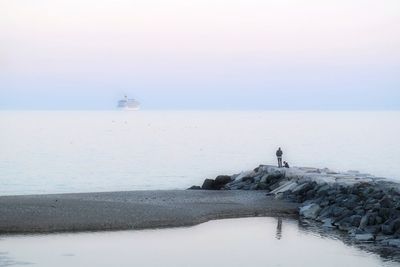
[{"xmin": 0, "ymin": 0, "xmax": 399, "ymax": 110}]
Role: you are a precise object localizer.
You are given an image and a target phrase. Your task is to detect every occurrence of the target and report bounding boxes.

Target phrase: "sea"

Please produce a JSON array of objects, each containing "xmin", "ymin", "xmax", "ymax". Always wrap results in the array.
[
  {"xmin": 1, "ymin": 111, "xmax": 400, "ymax": 267},
  {"xmin": 0, "ymin": 111, "xmax": 399, "ymax": 196}
]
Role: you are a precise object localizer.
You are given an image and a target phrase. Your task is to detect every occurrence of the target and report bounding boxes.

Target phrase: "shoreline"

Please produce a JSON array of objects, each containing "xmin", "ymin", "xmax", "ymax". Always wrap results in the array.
[{"xmin": 0, "ymin": 190, "xmax": 298, "ymax": 234}]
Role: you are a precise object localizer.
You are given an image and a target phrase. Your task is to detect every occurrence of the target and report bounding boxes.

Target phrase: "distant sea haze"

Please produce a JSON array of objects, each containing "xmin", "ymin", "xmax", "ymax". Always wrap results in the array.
[{"xmin": 0, "ymin": 111, "xmax": 399, "ymax": 196}]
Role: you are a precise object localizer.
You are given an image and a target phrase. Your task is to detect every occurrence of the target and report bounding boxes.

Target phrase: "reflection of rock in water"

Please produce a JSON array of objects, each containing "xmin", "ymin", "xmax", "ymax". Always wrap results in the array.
[
  {"xmin": 0, "ymin": 251, "xmax": 32, "ymax": 266},
  {"xmin": 276, "ymin": 218, "xmax": 283, "ymax": 240},
  {"xmin": 297, "ymin": 219, "xmax": 400, "ymax": 263}
]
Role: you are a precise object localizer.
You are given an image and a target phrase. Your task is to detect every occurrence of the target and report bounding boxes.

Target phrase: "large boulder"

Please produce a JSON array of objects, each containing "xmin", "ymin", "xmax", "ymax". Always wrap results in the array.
[
  {"xmin": 266, "ymin": 171, "xmax": 285, "ymax": 182},
  {"xmin": 292, "ymin": 182, "xmax": 314, "ymax": 196},
  {"xmin": 234, "ymin": 171, "xmax": 255, "ymax": 182},
  {"xmin": 381, "ymin": 219, "xmax": 400, "ymax": 235},
  {"xmin": 315, "ymin": 183, "xmax": 330, "ymax": 197},
  {"xmin": 381, "ymin": 223, "xmax": 394, "ymax": 235},
  {"xmin": 391, "ymin": 218, "xmax": 400, "ymax": 232},
  {"xmin": 202, "ymin": 179, "xmax": 216, "ymax": 190},
  {"xmin": 349, "ymin": 215, "xmax": 362, "ymax": 227},
  {"xmin": 359, "ymin": 213, "xmax": 370, "ymax": 229},
  {"xmin": 242, "ymin": 176, "xmax": 255, "ymax": 183},
  {"xmin": 214, "ymin": 175, "xmax": 232, "ymax": 189},
  {"xmin": 299, "ymin": 204, "xmax": 321, "ymax": 219},
  {"xmin": 200, "ymin": 175, "xmax": 233, "ymax": 190},
  {"xmin": 259, "ymin": 174, "xmax": 269, "ymax": 183},
  {"xmin": 317, "ymin": 206, "xmax": 334, "ymax": 220},
  {"xmin": 379, "ymin": 196, "xmax": 393, "ymax": 208}
]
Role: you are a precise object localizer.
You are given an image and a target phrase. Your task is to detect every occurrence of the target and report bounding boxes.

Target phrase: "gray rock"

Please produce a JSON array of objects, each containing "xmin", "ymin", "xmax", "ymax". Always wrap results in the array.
[
  {"xmin": 381, "ymin": 218, "xmax": 400, "ymax": 235},
  {"xmin": 327, "ymin": 188, "xmax": 339, "ymax": 196},
  {"xmin": 188, "ymin": 185, "xmax": 201, "ymax": 190},
  {"xmin": 321, "ymin": 218, "xmax": 334, "ymax": 228},
  {"xmin": 235, "ymin": 184, "xmax": 245, "ymax": 190},
  {"xmin": 201, "ymin": 179, "xmax": 216, "ymax": 190},
  {"xmin": 359, "ymin": 214, "xmax": 370, "ymax": 229},
  {"xmin": 234, "ymin": 171, "xmax": 254, "ymax": 181},
  {"xmin": 319, "ymin": 199, "xmax": 330, "ymax": 207},
  {"xmin": 242, "ymin": 184, "xmax": 252, "ymax": 190},
  {"xmin": 379, "ymin": 196, "xmax": 393, "ymax": 208},
  {"xmin": 381, "ymin": 223, "xmax": 394, "ymax": 235},
  {"xmin": 253, "ymin": 175, "xmax": 262, "ymax": 183},
  {"xmin": 259, "ymin": 174, "xmax": 269, "ymax": 183},
  {"xmin": 299, "ymin": 204, "xmax": 321, "ymax": 219},
  {"xmin": 242, "ymin": 176, "xmax": 255, "ymax": 183},
  {"xmin": 304, "ymin": 189, "xmax": 316, "ymax": 200},
  {"xmin": 348, "ymin": 228, "xmax": 365, "ymax": 236},
  {"xmin": 274, "ymin": 193, "xmax": 285, "ymax": 200},
  {"xmin": 249, "ymin": 183, "xmax": 258, "ymax": 190},
  {"xmin": 372, "ymin": 190, "xmax": 384, "ymax": 200},
  {"xmin": 256, "ymin": 183, "xmax": 268, "ymax": 190},
  {"xmin": 268, "ymin": 181, "xmax": 282, "ymax": 191},
  {"xmin": 333, "ymin": 210, "xmax": 353, "ymax": 225},
  {"xmin": 381, "ymin": 239, "xmax": 400, "ymax": 248},
  {"xmin": 338, "ymin": 221, "xmax": 352, "ymax": 231},
  {"xmin": 354, "ymin": 208, "xmax": 365, "ymax": 216},
  {"xmin": 214, "ymin": 175, "xmax": 232, "ymax": 187},
  {"xmin": 364, "ymin": 225, "xmax": 381, "ymax": 235},
  {"xmin": 318, "ymin": 206, "xmax": 334, "ymax": 220},
  {"xmin": 349, "ymin": 215, "xmax": 362, "ymax": 227},
  {"xmin": 341, "ymin": 195, "xmax": 360, "ymax": 209},
  {"xmin": 227, "ymin": 184, "xmax": 241, "ymax": 190},
  {"xmin": 378, "ymin": 208, "xmax": 391, "ymax": 221},
  {"xmin": 375, "ymin": 216, "xmax": 383, "ymax": 225},
  {"xmin": 355, "ymin": 233, "xmax": 375, "ymax": 242},
  {"xmin": 270, "ymin": 181, "xmax": 298, "ymax": 195},
  {"xmin": 364, "ymin": 202, "xmax": 380, "ymax": 211},
  {"xmin": 375, "ymin": 234, "xmax": 391, "ymax": 242},
  {"xmin": 391, "ymin": 218, "xmax": 400, "ymax": 232},
  {"xmin": 292, "ymin": 183, "xmax": 313, "ymax": 195},
  {"xmin": 268, "ymin": 170, "xmax": 285, "ymax": 180},
  {"xmin": 332, "ymin": 206, "xmax": 349, "ymax": 218},
  {"xmin": 316, "ymin": 184, "xmax": 330, "ymax": 196},
  {"xmin": 367, "ymin": 212, "xmax": 378, "ymax": 225}
]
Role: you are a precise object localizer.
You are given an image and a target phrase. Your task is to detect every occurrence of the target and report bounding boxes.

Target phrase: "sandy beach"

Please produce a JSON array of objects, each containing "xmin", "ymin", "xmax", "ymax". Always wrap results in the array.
[{"xmin": 0, "ymin": 190, "xmax": 298, "ymax": 234}]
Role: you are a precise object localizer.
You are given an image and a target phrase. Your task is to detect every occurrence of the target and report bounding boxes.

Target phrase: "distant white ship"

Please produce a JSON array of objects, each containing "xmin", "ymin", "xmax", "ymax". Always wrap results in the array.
[{"xmin": 117, "ymin": 96, "xmax": 140, "ymax": 110}]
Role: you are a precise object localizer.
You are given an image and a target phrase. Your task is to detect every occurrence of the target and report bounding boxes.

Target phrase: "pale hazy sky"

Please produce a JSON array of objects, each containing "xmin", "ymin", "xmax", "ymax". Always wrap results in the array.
[{"xmin": 1, "ymin": 0, "xmax": 399, "ymax": 109}]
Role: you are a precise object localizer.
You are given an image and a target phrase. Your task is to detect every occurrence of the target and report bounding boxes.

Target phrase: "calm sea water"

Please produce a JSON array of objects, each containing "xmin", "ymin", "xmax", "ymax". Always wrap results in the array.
[
  {"xmin": 0, "ymin": 217, "xmax": 397, "ymax": 267},
  {"xmin": 0, "ymin": 111, "xmax": 399, "ymax": 195}
]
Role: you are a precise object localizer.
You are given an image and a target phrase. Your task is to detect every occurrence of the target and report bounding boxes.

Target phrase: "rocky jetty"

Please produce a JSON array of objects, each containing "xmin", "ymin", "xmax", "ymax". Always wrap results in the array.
[{"xmin": 191, "ymin": 165, "xmax": 400, "ymax": 250}]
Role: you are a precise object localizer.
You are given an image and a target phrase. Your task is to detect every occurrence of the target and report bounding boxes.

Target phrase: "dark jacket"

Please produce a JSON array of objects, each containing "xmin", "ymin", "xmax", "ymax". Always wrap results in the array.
[{"xmin": 276, "ymin": 149, "xmax": 283, "ymax": 157}]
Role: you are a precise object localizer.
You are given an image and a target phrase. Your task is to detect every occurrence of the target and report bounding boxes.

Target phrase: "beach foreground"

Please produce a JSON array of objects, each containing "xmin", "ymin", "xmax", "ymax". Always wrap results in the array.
[{"xmin": 0, "ymin": 190, "xmax": 298, "ymax": 234}]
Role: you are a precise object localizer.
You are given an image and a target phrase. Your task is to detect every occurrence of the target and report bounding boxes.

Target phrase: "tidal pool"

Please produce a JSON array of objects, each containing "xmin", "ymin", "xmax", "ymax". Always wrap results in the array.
[{"xmin": 0, "ymin": 217, "xmax": 397, "ymax": 267}]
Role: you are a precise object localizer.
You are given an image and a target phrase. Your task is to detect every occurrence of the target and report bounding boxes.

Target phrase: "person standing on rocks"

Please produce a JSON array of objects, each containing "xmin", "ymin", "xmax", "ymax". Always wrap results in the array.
[{"xmin": 276, "ymin": 147, "xmax": 283, "ymax": 168}]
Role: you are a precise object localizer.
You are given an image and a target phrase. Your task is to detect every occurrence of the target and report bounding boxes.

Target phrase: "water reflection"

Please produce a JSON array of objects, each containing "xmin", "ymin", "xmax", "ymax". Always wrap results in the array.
[
  {"xmin": 0, "ymin": 252, "xmax": 32, "ymax": 267},
  {"xmin": 297, "ymin": 218, "xmax": 400, "ymax": 263},
  {"xmin": 275, "ymin": 218, "xmax": 283, "ymax": 240}
]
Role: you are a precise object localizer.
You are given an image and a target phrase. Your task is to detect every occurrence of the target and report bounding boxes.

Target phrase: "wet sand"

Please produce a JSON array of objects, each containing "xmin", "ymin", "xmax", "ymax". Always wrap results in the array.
[{"xmin": 0, "ymin": 190, "xmax": 299, "ymax": 234}]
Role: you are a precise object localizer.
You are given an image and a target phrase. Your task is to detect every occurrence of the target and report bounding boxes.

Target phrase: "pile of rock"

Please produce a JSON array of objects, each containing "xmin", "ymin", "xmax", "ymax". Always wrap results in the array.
[
  {"xmin": 190, "ymin": 165, "xmax": 400, "ymax": 248},
  {"xmin": 189, "ymin": 175, "xmax": 233, "ymax": 190}
]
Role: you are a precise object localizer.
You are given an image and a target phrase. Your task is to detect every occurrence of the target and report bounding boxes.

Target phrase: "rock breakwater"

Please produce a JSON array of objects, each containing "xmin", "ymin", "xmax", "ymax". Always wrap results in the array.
[{"xmin": 191, "ymin": 165, "xmax": 400, "ymax": 250}]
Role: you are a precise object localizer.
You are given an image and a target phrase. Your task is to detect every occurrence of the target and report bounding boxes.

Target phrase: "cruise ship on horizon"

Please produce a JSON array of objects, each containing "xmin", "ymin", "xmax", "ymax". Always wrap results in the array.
[{"xmin": 117, "ymin": 95, "xmax": 140, "ymax": 110}]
